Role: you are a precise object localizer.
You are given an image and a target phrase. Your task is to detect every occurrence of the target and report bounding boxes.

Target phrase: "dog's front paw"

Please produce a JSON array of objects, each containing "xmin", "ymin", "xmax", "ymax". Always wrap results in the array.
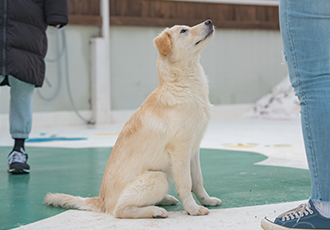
[
  {"xmin": 201, "ymin": 197, "xmax": 222, "ymax": 207},
  {"xmin": 186, "ymin": 205, "xmax": 210, "ymax": 216}
]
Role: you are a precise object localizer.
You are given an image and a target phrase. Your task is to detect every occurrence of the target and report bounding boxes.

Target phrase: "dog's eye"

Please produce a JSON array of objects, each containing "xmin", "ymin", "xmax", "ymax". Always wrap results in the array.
[{"xmin": 180, "ymin": 29, "xmax": 187, "ymax": 34}]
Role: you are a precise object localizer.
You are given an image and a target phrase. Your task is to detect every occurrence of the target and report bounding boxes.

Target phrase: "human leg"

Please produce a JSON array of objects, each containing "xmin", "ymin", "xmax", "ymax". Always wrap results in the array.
[
  {"xmin": 261, "ymin": 0, "xmax": 330, "ymax": 229},
  {"xmin": 8, "ymin": 75, "xmax": 34, "ymax": 140},
  {"xmin": 280, "ymin": 0, "xmax": 330, "ymax": 207},
  {"xmin": 7, "ymin": 75, "xmax": 34, "ymax": 174}
]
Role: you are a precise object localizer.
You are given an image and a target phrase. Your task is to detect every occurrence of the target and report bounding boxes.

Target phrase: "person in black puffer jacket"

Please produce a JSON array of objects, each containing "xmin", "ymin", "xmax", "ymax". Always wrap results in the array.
[{"xmin": 0, "ymin": 0, "xmax": 68, "ymax": 174}]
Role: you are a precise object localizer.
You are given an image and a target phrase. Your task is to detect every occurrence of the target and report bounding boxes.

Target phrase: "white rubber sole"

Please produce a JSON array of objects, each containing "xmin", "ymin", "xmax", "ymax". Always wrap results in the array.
[{"xmin": 261, "ymin": 217, "xmax": 317, "ymax": 230}]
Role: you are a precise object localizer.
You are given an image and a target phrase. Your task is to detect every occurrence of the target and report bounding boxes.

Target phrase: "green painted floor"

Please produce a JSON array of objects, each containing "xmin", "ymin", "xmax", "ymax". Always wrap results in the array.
[{"xmin": 0, "ymin": 147, "xmax": 311, "ymax": 230}]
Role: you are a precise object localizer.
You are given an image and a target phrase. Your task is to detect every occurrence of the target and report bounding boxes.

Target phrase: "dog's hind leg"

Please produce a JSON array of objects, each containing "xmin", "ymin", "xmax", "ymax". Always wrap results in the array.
[
  {"xmin": 114, "ymin": 171, "xmax": 169, "ymax": 218},
  {"xmin": 156, "ymin": 194, "xmax": 179, "ymax": 206}
]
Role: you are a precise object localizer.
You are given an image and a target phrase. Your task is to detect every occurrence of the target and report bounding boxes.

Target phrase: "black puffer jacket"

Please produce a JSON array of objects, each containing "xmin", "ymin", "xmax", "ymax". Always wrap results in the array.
[{"xmin": 0, "ymin": 0, "xmax": 68, "ymax": 87}]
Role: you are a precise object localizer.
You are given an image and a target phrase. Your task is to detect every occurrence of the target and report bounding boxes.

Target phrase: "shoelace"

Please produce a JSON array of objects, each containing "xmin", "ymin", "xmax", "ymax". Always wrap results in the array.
[
  {"xmin": 8, "ymin": 150, "xmax": 27, "ymax": 164},
  {"xmin": 278, "ymin": 203, "xmax": 314, "ymax": 223}
]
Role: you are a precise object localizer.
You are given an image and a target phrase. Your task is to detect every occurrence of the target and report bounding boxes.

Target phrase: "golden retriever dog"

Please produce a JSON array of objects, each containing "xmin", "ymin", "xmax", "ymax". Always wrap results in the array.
[{"xmin": 45, "ymin": 19, "xmax": 222, "ymax": 218}]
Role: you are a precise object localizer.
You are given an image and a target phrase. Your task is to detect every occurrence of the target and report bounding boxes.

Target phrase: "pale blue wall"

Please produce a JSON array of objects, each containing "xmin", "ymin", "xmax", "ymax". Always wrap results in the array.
[
  {"xmin": 204, "ymin": 29, "xmax": 287, "ymax": 105},
  {"xmin": 110, "ymin": 26, "xmax": 288, "ymax": 109},
  {"xmin": 0, "ymin": 25, "xmax": 288, "ymax": 113},
  {"xmin": 0, "ymin": 25, "xmax": 99, "ymax": 113},
  {"xmin": 35, "ymin": 25, "xmax": 99, "ymax": 112}
]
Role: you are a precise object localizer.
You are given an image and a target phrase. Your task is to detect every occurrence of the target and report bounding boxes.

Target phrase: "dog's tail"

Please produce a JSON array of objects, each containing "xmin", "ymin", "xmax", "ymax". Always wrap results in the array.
[{"xmin": 45, "ymin": 193, "xmax": 103, "ymax": 212}]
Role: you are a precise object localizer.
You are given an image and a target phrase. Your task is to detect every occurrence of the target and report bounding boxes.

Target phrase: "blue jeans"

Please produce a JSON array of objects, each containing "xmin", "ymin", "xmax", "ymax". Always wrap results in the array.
[
  {"xmin": 0, "ymin": 75, "xmax": 34, "ymax": 139},
  {"xmin": 279, "ymin": 0, "xmax": 330, "ymax": 202}
]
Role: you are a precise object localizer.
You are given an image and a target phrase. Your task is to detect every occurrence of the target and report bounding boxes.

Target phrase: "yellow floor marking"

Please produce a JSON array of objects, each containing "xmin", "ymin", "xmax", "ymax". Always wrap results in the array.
[
  {"xmin": 225, "ymin": 145, "xmax": 257, "ymax": 148},
  {"xmin": 95, "ymin": 133, "xmax": 119, "ymax": 136},
  {"xmin": 273, "ymin": 145, "xmax": 292, "ymax": 148}
]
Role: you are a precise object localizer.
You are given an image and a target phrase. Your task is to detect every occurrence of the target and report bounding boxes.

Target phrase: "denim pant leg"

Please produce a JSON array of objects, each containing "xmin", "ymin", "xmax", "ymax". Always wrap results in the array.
[
  {"xmin": 8, "ymin": 76, "xmax": 34, "ymax": 139},
  {"xmin": 279, "ymin": 0, "xmax": 330, "ymax": 202}
]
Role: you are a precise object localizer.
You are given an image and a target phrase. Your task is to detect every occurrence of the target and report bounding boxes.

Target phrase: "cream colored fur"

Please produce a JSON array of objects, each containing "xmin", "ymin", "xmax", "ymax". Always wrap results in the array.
[{"xmin": 45, "ymin": 20, "xmax": 222, "ymax": 219}]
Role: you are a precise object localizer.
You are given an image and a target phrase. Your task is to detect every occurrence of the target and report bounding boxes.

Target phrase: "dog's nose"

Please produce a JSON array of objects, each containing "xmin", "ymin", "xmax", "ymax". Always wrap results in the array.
[{"xmin": 205, "ymin": 19, "xmax": 213, "ymax": 26}]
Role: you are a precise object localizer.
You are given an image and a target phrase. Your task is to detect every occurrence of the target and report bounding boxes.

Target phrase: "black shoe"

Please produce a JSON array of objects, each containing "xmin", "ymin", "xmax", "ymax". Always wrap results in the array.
[{"xmin": 8, "ymin": 148, "xmax": 30, "ymax": 174}]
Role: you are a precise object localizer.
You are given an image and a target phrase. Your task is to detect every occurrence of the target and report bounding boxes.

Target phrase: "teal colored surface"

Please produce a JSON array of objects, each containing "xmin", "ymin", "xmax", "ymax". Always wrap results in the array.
[
  {"xmin": 0, "ymin": 147, "xmax": 311, "ymax": 229},
  {"xmin": 26, "ymin": 137, "xmax": 87, "ymax": 143}
]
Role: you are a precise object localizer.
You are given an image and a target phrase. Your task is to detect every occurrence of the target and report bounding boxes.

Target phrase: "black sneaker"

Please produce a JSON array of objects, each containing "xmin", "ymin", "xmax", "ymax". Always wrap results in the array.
[
  {"xmin": 8, "ymin": 148, "xmax": 30, "ymax": 174},
  {"xmin": 261, "ymin": 200, "xmax": 330, "ymax": 229}
]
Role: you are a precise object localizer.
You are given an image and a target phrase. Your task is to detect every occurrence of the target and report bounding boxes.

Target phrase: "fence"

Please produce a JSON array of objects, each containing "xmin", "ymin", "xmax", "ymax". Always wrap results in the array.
[{"xmin": 68, "ymin": 0, "xmax": 279, "ymax": 29}]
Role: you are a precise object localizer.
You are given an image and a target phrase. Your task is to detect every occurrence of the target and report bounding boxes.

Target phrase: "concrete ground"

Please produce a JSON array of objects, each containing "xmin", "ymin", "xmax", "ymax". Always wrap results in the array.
[{"xmin": 0, "ymin": 105, "xmax": 310, "ymax": 230}]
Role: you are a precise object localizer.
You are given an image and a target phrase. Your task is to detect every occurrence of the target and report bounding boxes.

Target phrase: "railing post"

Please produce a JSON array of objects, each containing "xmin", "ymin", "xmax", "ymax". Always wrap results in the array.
[{"xmin": 90, "ymin": 0, "xmax": 111, "ymax": 125}]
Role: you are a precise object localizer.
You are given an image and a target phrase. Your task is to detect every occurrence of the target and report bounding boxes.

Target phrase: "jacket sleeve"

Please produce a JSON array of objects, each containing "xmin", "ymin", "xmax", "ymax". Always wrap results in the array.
[{"xmin": 44, "ymin": 0, "xmax": 69, "ymax": 27}]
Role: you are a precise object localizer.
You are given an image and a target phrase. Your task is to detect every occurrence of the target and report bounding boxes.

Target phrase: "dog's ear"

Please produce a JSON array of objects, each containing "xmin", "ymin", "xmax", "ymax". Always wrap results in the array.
[{"xmin": 154, "ymin": 31, "xmax": 171, "ymax": 55}]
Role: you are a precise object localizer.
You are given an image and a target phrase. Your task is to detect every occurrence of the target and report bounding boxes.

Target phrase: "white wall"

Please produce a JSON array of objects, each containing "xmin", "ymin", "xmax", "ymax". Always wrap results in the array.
[
  {"xmin": 110, "ymin": 26, "xmax": 288, "ymax": 109},
  {"xmin": 206, "ymin": 29, "xmax": 288, "ymax": 105},
  {"xmin": 35, "ymin": 25, "xmax": 100, "ymax": 112},
  {"xmin": 0, "ymin": 25, "xmax": 288, "ymax": 114},
  {"xmin": 0, "ymin": 25, "xmax": 99, "ymax": 114}
]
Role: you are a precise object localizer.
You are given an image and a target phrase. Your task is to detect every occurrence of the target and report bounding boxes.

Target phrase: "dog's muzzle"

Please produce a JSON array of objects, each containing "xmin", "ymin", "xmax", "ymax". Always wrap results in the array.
[{"xmin": 195, "ymin": 20, "xmax": 214, "ymax": 45}]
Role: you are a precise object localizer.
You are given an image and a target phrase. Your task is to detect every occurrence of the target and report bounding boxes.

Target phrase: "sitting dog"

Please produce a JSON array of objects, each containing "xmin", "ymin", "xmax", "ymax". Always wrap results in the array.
[{"xmin": 45, "ymin": 19, "xmax": 222, "ymax": 219}]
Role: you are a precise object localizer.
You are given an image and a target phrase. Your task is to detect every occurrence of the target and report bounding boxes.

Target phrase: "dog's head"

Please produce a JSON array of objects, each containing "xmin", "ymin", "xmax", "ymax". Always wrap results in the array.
[{"xmin": 154, "ymin": 20, "xmax": 214, "ymax": 61}]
